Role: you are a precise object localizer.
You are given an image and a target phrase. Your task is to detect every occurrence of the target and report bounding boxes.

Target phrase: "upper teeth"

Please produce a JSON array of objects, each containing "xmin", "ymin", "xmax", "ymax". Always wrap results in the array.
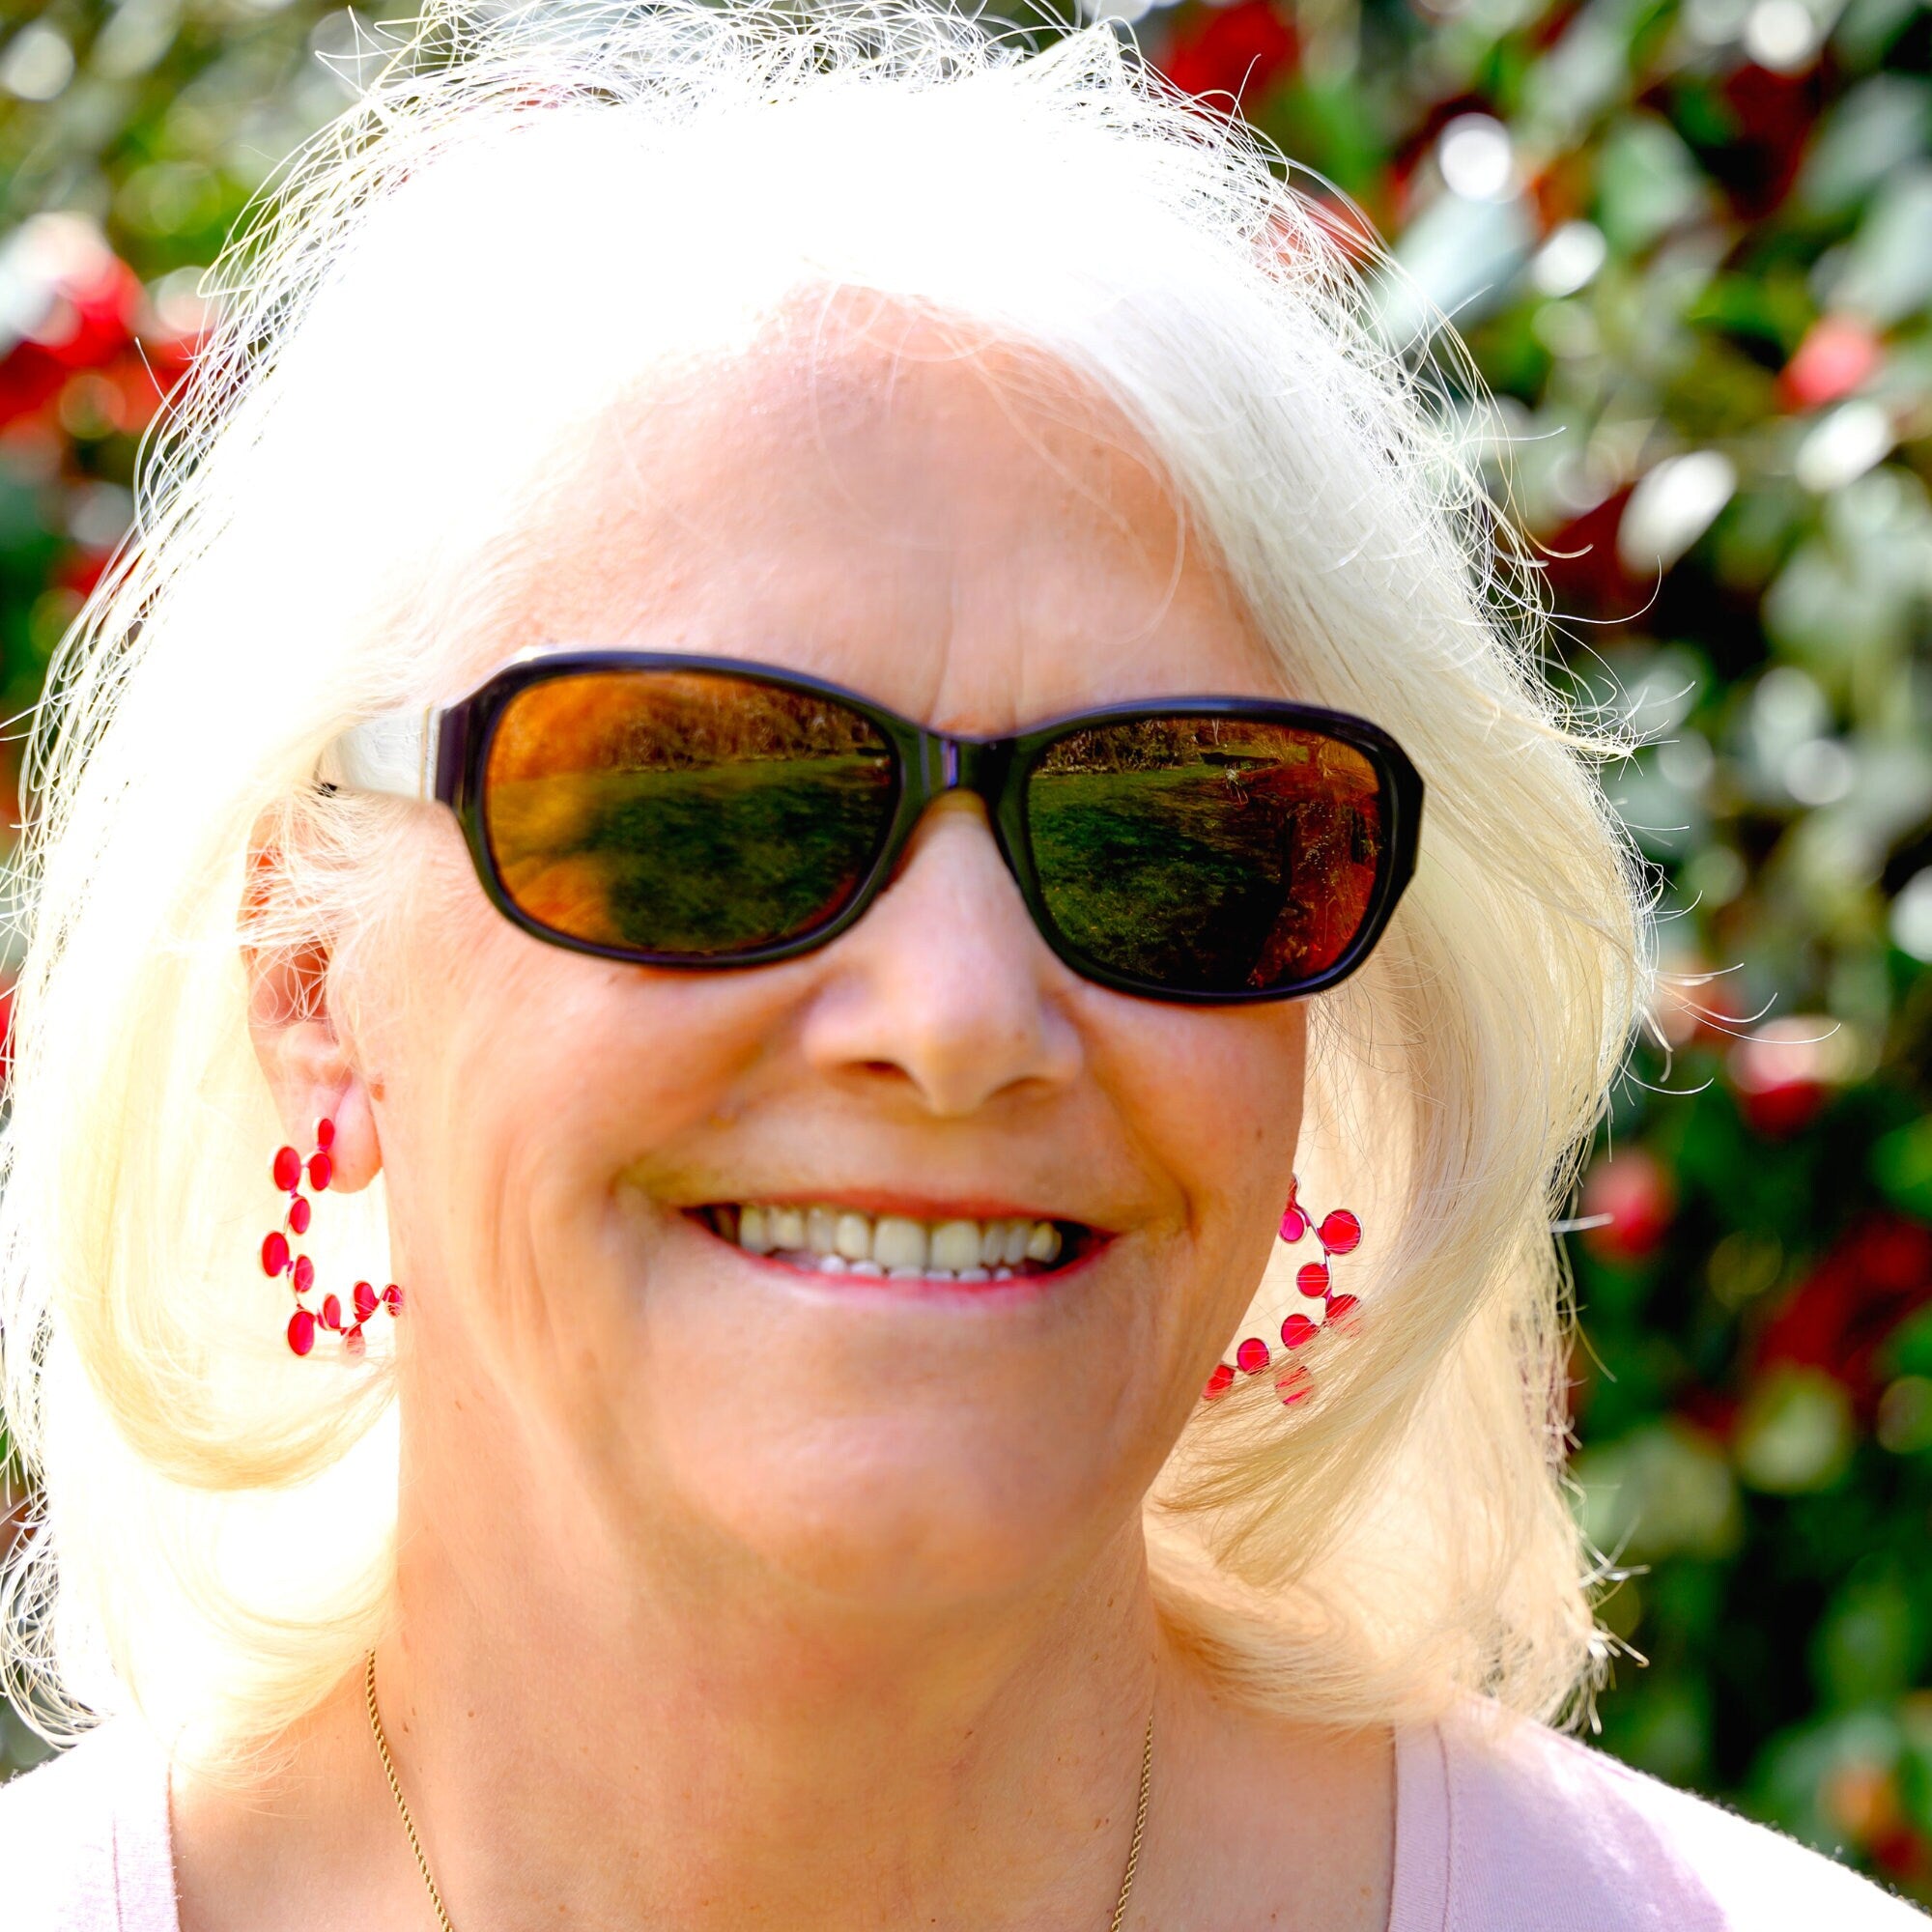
[{"xmin": 729, "ymin": 1205, "xmax": 1063, "ymax": 1278}]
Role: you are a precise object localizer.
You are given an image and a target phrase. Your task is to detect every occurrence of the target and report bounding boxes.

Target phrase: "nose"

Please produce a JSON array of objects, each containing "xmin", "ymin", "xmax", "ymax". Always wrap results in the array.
[{"xmin": 796, "ymin": 797, "xmax": 1085, "ymax": 1116}]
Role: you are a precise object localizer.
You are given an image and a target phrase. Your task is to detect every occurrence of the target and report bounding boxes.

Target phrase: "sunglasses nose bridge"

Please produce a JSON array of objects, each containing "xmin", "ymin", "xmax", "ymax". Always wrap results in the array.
[
  {"xmin": 925, "ymin": 732, "xmax": 1007, "ymax": 802},
  {"xmin": 915, "ymin": 731, "xmax": 959, "ymax": 797},
  {"xmin": 901, "ymin": 730, "xmax": 1026, "ymax": 894}
]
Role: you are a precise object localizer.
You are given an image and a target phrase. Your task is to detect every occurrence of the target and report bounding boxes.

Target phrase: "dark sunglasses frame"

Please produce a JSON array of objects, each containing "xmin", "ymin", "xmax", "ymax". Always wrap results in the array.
[{"xmin": 324, "ymin": 648, "xmax": 1425, "ymax": 1005}]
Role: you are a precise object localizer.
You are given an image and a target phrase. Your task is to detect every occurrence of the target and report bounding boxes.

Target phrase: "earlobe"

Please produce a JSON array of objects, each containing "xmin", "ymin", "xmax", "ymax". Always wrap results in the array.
[
  {"xmin": 245, "ymin": 975, "xmax": 384, "ymax": 1194},
  {"xmin": 307, "ymin": 1074, "xmax": 383, "ymax": 1194},
  {"xmin": 242, "ymin": 841, "xmax": 384, "ymax": 1195}
]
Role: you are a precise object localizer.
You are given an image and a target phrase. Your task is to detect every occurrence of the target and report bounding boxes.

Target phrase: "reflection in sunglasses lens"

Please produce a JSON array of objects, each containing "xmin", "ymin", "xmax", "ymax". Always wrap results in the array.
[
  {"xmin": 483, "ymin": 670, "xmax": 898, "ymax": 956},
  {"xmin": 1025, "ymin": 718, "xmax": 1385, "ymax": 993}
]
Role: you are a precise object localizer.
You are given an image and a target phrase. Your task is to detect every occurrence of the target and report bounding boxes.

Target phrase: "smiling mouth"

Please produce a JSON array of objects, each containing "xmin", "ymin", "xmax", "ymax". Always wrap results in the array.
[{"xmin": 692, "ymin": 1203, "xmax": 1096, "ymax": 1283}]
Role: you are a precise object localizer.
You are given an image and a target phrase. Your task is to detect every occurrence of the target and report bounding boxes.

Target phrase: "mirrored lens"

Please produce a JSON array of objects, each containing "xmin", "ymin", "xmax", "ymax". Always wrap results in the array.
[
  {"xmin": 1025, "ymin": 718, "xmax": 1386, "ymax": 993},
  {"xmin": 482, "ymin": 669, "xmax": 898, "ymax": 957}
]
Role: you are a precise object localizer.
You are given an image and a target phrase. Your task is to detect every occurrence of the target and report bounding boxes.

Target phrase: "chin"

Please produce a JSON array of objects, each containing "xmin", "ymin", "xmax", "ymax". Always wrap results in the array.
[{"xmin": 664, "ymin": 1416, "xmax": 1097, "ymax": 1611}]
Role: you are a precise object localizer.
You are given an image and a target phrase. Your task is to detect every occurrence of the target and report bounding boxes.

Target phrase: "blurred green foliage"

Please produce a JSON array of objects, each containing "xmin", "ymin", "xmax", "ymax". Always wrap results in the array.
[{"xmin": 1, "ymin": 0, "xmax": 1929, "ymax": 1901}]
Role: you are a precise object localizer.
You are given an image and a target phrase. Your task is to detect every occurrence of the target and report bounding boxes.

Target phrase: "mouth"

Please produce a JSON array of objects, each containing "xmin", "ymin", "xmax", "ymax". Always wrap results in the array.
[{"xmin": 690, "ymin": 1201, "xmax": 1100, "ymax": 1285}]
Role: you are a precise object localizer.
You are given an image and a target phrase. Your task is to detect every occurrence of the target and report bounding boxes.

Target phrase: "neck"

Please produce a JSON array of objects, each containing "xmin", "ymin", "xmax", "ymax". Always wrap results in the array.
[{"xmin": 365, "ymin": 1417, "xmax": 1166, "ymax": 1932}]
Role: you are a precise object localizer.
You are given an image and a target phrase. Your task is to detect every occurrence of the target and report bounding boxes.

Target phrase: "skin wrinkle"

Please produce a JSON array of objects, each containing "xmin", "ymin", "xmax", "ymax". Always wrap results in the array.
[
  {"xmin": 195, "ymin": 319, "xmax": 1395, "ymax": 1932},
  {"xmin": 681, "ymin": 296, "xmax": 1195, "ymax": 640}
]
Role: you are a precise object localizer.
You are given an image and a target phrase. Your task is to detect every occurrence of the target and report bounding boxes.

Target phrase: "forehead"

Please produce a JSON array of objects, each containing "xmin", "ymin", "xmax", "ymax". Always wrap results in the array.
[{"xmin": 481, "ymin": 308, "xmax": 1282, "ymax": 734}]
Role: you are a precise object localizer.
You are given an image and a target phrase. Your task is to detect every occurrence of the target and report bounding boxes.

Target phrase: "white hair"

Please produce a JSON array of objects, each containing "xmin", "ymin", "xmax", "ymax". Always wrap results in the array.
[{"xmin": 0, "ymin": 0, "xmax": 1657, "ymax": 1759}]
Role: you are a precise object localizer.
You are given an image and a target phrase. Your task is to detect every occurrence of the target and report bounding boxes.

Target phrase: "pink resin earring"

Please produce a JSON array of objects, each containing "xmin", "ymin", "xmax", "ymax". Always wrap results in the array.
[
  {"xmin": 261, "ymin": 1117, "xmax": 403, "ymax": 1356},
  {"xmin": 1203, "ymin": 1176, "xmax": 1362, "ymax": 1407}
]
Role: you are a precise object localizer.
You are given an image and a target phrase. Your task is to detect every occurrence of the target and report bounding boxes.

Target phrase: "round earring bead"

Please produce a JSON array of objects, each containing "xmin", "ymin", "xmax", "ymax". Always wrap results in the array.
[
  {"xmin": 1319, "ymin": 1209, "xmax": 1361, "ymax": 1254},
  {"xmin": 1276, "ymin": 1364, "xmax": 1313, "ymax": 1406},
  {"xmin": 266, "ymin": 1119, "xmax": 398, "ymax": 1357}
]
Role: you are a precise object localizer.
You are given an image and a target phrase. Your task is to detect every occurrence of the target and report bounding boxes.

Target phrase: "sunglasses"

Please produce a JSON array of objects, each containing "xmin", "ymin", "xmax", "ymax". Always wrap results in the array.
[{"xmin": 320, "ymin": 650, "xmax": 1424, "ymax": 1005}]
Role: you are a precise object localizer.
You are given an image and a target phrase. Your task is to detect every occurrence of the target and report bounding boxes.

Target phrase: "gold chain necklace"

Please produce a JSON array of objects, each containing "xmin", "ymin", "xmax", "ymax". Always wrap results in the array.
[{"xmin": 365, "ymin": 1649, "xmax": 1153, "ymax": 1932}]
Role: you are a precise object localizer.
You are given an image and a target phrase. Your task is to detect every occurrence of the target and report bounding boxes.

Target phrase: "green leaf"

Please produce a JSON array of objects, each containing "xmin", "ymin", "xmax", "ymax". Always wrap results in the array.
[
  {"xmin": 1873, "ymin": 1120, "xmax": 1932, "ymax": 1222},
  {"xmin": 1735, "ymin": 1368, "xmax": 1857, "ymax": 1493},
  {"xmin": 1593, "ymin": 114, "xmax": 1711, "ymax": 254}
]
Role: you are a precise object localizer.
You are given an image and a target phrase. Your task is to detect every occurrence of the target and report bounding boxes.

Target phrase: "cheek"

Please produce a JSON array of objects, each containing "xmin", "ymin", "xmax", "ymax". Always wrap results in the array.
[
  {"xmin": 378, "ymin": 837, "xmax": 743, "ymax": 1111},
  {"xmin": 1089, "ymin": 1002, "xmax": 1306, "ymax": 1229},
  {"xmin": 1078, "ymin": 999, "xmax": 1307, "ymax": 1390},
  {"xmin": 353, "ymin": 840, "xmax": 788, "ymax": 1279}
]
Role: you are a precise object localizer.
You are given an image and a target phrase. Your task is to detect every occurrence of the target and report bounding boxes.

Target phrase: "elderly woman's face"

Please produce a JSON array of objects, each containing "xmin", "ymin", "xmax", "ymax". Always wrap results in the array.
[{"xmin": 352, "ymin": 322, "xmax": 1306, "ymax": 1605}]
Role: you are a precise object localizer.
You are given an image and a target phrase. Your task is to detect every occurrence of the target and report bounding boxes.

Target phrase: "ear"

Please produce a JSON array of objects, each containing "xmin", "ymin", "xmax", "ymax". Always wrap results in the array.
[{"xmin": 242, "ymin": 830, "xmax": 382, "ymax": 1194}]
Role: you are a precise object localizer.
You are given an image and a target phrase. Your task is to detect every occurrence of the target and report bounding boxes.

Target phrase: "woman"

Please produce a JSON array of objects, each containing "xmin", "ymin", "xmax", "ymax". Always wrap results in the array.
[{"xmin": 0, "ymin": 3, "xmax": 1918, "ymax": 1927}]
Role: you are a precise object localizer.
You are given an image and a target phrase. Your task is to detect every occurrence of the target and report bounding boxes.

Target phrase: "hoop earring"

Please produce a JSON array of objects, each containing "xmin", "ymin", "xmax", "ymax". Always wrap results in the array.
[
  {"xmin": 1203, "ymin": 1175, "xmax": 1362, "ymax": 1407},
  {"xmin": 261, "ymin": 1117, "xmax": 403, "ymax": 1356}
]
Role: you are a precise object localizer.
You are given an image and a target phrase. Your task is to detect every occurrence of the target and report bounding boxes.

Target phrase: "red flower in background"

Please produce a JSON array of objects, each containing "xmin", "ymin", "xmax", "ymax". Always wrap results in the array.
[
  {"xmin": 0, "ymin": 216, "xmax": 143, "ymax": 431},
  {"xmin": 1677, "ymin": 1382, "xmax": 1743, "ymax": 1442},
  {"xmin": 1780, "ymin": 314, "xmax": 1885, "ymax": 412},
  {"xmin": 1871, "ymin": 1822, "xmax": 1932, "ymax": 1888},
  {"xmin": 1580, "ymin": 1146, "xmax": 1678, "ymax": 1263},
  {"xmin": 1719, "ymin": 62, "xmax": 1824, "ymax": 218},
  {"xmin": 0, "ymin": 214, "xmax": 202, "ymax": 633},
  {"xmin": 56, "ymin": 547, "xmax": 117, "ymax": 600},
  {"xmin": 1541, "ymin": 484, "xmax": 1641, "ymax": 614},
  {"xmin": 1161, "ymin": 1, "xmax": 1298, "ymax": 106},
  {"xmin": 1756, "ymin": 1214, "xmax": 1932, "ymax": 1416},
  {"xmin": 1727, "ymin": 1016, "xmax": 1845, "ymax": 1138},
  {"xmin": 0, "ymin": 214, "xmax": 200, "ymax": 472}
]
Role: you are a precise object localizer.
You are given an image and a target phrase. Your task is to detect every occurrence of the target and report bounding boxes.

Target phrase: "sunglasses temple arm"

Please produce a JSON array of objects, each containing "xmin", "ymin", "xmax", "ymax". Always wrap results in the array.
[{"xmin": 314, "ymin": 707, "xmax": 442, "ymax": 802}]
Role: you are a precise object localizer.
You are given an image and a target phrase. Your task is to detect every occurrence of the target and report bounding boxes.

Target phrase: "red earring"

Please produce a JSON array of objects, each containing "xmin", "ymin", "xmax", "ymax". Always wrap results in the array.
[
  {"xmin": 1203, "ymin": 1175, "xmax": 1362, "ymax": 1407},
  {"xmin": 261, "ymin": 1117, "xmax": 403, "ymax": 1357}
]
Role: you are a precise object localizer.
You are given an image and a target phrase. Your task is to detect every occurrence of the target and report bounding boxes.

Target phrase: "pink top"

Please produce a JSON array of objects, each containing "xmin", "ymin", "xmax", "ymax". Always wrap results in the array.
[{"xmin": 2, "ymin": 1700, "xmax": 1926, "ymax": 1929}]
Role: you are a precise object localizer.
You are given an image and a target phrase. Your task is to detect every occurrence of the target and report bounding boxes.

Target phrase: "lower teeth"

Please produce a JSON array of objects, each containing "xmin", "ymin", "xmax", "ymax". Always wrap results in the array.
[{"xmin": 810, "ymin": 1254, "xmax": 1022, "ymax": 1281}]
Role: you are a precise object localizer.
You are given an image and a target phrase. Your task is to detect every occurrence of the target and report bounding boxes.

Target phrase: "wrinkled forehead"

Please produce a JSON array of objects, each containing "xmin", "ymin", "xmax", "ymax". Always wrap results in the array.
[{"xmin": 465, "ymin": 301, "xmax": 1279, "ymax": 734}]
